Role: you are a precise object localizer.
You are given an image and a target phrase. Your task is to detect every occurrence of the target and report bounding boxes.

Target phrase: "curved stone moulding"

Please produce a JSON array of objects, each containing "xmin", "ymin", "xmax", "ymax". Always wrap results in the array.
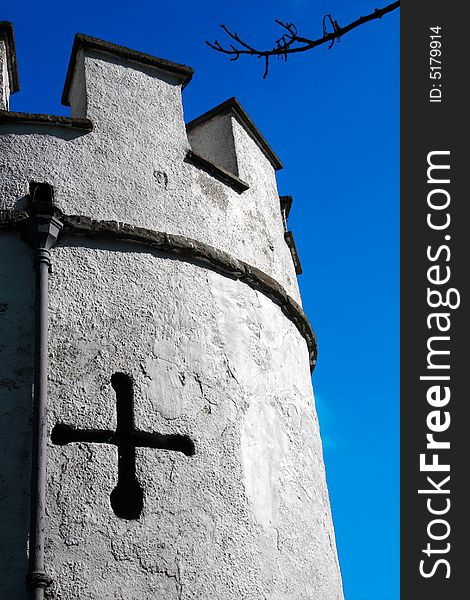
[{"xmin": 0, "ymin": 209, "xmax": 317, "ymax": 370}]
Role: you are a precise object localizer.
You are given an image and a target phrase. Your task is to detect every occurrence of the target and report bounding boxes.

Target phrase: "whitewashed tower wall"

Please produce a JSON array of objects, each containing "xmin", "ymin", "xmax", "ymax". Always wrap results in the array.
[{"xmin": 0, "ymin": 23, "xmax": 343, "ymax": 600}]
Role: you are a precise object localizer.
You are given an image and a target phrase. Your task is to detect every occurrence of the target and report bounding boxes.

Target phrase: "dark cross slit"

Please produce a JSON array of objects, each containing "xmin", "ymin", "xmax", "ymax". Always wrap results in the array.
[{"xmin": 51, "ymin": 373, "xmax": 194, "ymax": 520}]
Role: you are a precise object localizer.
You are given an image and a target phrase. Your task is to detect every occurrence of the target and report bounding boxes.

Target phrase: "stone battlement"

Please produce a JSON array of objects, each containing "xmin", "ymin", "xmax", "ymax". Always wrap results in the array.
[{"xmin": 0, "ymin": 23, "xmax": 302, "ymax": 300}]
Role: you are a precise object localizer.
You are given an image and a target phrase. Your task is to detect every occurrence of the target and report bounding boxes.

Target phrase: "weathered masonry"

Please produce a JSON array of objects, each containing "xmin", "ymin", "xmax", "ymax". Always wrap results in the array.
[{"xmin": 0, "ymin": 21, "xmax": 343, "ymax": 600}]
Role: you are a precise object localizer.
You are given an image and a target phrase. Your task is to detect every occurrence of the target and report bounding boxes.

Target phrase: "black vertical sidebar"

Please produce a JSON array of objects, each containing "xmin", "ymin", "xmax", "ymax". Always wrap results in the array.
[{"xmin": 401, "ymin": 2, "xmax": 468, "ymax": 599}]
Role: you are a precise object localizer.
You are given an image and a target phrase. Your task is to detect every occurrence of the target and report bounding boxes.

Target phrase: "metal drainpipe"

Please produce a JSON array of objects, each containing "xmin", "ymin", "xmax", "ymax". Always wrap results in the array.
[{"xmin": 21, "ymin": 183, "xmax": 63, "ymax": 600}]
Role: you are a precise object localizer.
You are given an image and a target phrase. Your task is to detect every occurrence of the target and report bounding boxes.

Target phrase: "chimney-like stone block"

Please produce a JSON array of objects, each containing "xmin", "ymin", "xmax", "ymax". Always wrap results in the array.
[
  {"xmin": 67, "ymin": 49, "xmax": 87, "ymax": 118},
  {"xmin": 62, "ymin": 35, "xmax": 193, "ymax": 155},
  {"xmin": 0, "ymin": 40, "xmax": 9, "ymax": 110},
  {"xmin": 186, "ymin": 98, "xmax": 282, "ymax": 186},
  {"xmin": 187, "ymin": 112, "xmax": 239, "ymax": 176},
  {"xmin": 230, "ymin": 113, "xmax": 277, "ymax": 189}
]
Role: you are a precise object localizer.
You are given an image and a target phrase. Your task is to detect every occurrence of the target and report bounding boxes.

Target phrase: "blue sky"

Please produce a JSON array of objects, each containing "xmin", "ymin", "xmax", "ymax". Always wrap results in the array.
[{"xmin": 3, "ymin": 2, "xmax": 399, "ymax": 598}]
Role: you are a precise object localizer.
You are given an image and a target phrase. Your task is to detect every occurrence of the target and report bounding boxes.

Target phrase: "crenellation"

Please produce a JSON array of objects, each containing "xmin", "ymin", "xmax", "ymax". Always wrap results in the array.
[
  {"xmin": 279, "ymin": 195, "xmax": 293, "ymax": 230},
  {"xmin": 0, "ymin": 21, "xmax": 19, "ymax": 111},
  {"xmin": 0, "ymin": 39, "xmax": 9, "ymax": 110},
  {"xmin": 67, "ymin": 49, "xmax": 87, "ymax": 119},
  {"xmin": 62, "ymin": 33, "xmax": 193, "ymax": 106},
  {"xmin": 230, "ymin": 110, "xmax": 279, "ymax": 185},
  {"xmin": 279, "ymin": 196, "xmax": 303, "ymax": 275},
  {"xmin": 187, "ymin": 111, "xmax": 239, "ymax": 177},
  {"xmin": 187, "ymin": 97, "xmax": 282, "ymax": 183},
  {"xmin": 63, "ymin": 35, "xmax": 192, "ymax": 135},
  {"xmin": 0, "ymin": 31, "xmax": 301, "ymax": 299}
]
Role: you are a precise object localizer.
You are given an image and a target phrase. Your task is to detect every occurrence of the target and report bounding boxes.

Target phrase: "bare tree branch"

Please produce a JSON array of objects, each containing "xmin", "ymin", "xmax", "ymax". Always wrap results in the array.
[{"xmin": 206, "ymin": 1, "xmax": 400, "ymax": 78}]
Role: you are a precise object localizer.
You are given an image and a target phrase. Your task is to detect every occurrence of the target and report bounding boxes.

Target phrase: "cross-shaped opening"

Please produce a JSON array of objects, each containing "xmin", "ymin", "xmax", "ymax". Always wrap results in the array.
[{"xmin": 51, "ymin": 373, "xmax": 194, "ymax": 520}]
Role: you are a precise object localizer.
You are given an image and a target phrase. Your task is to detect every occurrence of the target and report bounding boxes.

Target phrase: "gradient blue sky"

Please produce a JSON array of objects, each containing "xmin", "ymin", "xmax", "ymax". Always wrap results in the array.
[{"xmin": 3, "ymin": 2, "xmax": 399, "ymax": 598}]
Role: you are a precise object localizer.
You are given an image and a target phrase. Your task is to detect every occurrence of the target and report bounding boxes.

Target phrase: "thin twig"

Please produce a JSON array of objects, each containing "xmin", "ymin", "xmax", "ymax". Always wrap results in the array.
[{"xmin": 206, "ymin": 1, "xmax": 400, "ymax": 78}]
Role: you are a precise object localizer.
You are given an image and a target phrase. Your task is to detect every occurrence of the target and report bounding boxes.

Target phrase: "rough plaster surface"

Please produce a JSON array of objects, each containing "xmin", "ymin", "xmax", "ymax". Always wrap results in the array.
[
  {"xmin": 42, "ymin": 240, "xmax": 342, "ymax": 600},
  {"xmin": 0, "ymin": 39, "xmax": 343, "ymax": 599},
  {"xmin": 0, "ymin": 236, "xmax": 34, "ymax": 596}
]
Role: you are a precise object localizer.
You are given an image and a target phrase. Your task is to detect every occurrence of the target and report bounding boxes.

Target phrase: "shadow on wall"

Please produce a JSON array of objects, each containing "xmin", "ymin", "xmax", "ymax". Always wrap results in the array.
[{"xmin": 0, "ymin": 233, "xmax": 34, "ymax": 599}]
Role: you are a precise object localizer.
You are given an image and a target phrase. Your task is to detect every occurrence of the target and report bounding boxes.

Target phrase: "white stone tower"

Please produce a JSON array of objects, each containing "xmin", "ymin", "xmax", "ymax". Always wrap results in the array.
[{"xmin": 0, "ymin": 22, "xmax": 343, "ymax": 600}]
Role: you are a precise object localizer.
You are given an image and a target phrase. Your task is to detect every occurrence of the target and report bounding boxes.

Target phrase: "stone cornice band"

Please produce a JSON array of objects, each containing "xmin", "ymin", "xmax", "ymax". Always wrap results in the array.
[
  {"xmin": 1, "ymin": 209, "xmax": 317, "ymax": 371},
  {"xmin": 0, "ymin": 110, "xmax": 93, "ymax": 130}
]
